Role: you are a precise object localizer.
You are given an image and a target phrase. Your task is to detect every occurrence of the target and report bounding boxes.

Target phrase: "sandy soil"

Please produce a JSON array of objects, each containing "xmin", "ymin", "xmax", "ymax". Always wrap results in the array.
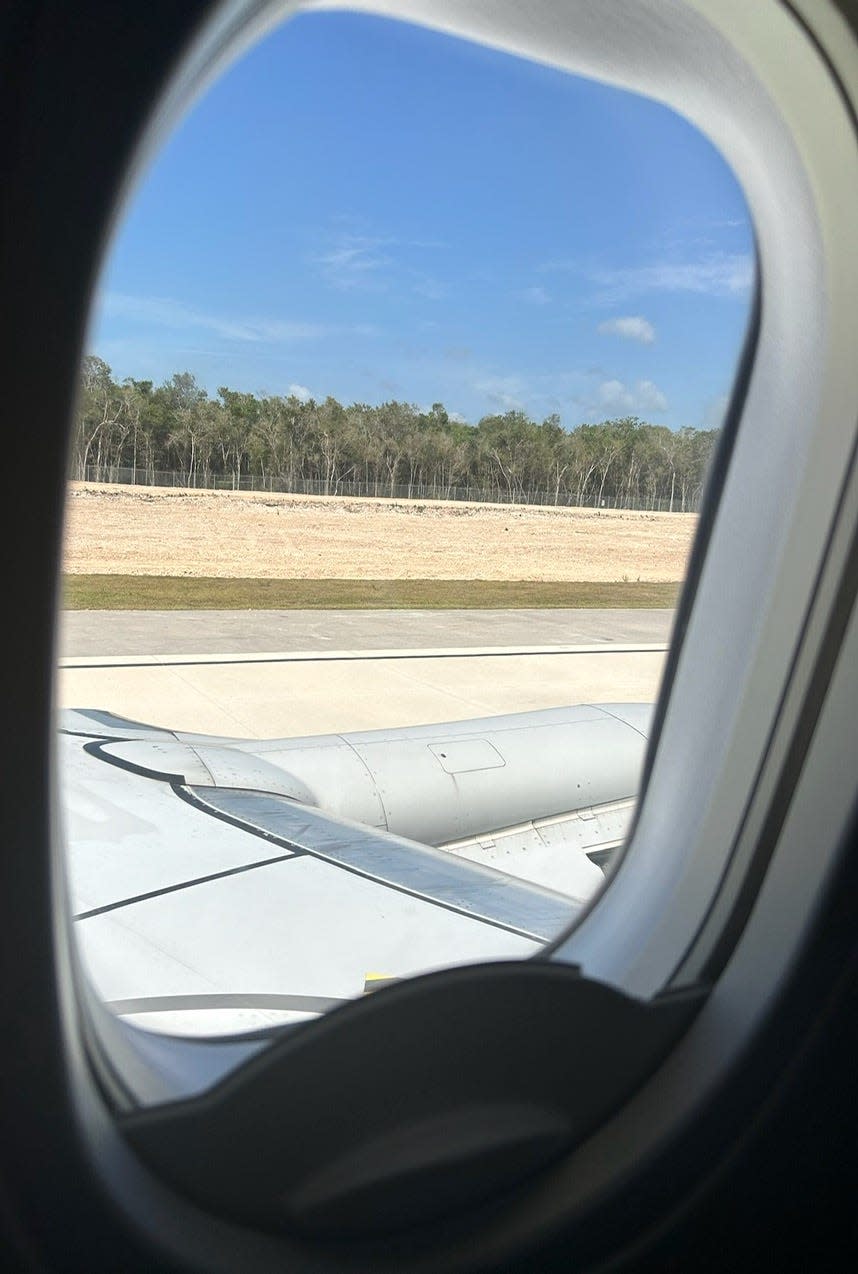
[{"xmin": 62, "ymin": 482, "xmax": 697, "ymax": 581}]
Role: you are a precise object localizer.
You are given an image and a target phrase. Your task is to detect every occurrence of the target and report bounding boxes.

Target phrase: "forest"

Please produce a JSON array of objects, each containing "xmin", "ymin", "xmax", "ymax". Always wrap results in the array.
[{"xmin": 71, "ymin": 355, "xmax": 718, "ymax": 511}]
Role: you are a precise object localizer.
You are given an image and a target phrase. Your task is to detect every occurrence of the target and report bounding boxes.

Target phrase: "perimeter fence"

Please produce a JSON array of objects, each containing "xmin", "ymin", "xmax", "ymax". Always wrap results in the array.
[{"xmin": 73, "ymin": 466, "xmax": 702, "ymax": 514}]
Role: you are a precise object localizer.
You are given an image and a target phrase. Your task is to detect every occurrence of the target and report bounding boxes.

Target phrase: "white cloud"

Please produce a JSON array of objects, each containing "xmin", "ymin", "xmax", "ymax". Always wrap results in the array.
[
  {"xmin": 599, "ymin": 380, "xmax": 634, "ymax": 410},
  {"xmin": 598, "ymin": 315, "xmax": 655, "ymax": 344},
  {"xmin": 540, "ymin": 252, "xmax": 754, "ymax": 303},
  {"xmin": 101, "ymin": 293, "xmax": 324, "ymax": 343},
  {"xmin": 314, "ymin": 234, "xmax": 393, "ymax": 290},
  {"xmin": 520, "ymin": 285, "xmax": 551, "ymax": 306},
  {"xmin": 287, "ymin": 383, "xmax": 312, "ymax": 403},
  {"xmin": 599, "ymin": 378, "xmax": 668, "ymax": 413},
  {"xmin": 315, "ymin": 227, "xmax": 449, "ymax": 297},
  {"xmin": 474, "ymin": 375, "xmax": 526, "ymax": 410},
  {"xmin": 637, "ymin": 380, "xmax": 669, "ymax": 411},
  {"xmin": 594, "ymin": 254, "xmax": 753, "ymax": 302},
  {"xmin": 410, "ymin": 272, "xmax": 448, "ymax": 301}
]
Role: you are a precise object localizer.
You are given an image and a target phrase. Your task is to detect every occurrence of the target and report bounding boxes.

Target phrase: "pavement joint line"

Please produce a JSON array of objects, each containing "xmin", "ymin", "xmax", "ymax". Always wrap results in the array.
[{"xmin": 59, "ymin": 643, "xmax": 671, "ymax": 670}]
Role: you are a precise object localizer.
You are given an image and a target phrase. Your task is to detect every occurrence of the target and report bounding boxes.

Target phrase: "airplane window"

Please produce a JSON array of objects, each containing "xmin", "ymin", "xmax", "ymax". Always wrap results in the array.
[{"xmin": 55, "ymin": 10, "xmax": 754, "ymax": 1043}]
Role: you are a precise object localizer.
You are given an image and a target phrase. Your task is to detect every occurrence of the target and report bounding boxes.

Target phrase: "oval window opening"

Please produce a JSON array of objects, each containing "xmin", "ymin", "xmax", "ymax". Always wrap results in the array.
[{"xmin": 56, "ymin": 8, "xmax": 754, "ymax": 1042}]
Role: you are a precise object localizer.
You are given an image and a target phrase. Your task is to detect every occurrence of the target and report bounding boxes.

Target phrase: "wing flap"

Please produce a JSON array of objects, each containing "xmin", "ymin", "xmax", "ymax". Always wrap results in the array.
[{"xmin": 187, "ymin": 786, "xmax": 578, "ymax": 944}]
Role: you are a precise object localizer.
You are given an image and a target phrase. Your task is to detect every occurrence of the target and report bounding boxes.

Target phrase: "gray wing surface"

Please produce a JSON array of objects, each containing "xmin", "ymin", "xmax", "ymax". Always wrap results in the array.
[
  {"xmin": 59, "ymin": 701, "xmax": 650, "ymax": 1036},
  {"xmin": 187, "ymin": 786, "xmax": 577, "ymax": 943}
]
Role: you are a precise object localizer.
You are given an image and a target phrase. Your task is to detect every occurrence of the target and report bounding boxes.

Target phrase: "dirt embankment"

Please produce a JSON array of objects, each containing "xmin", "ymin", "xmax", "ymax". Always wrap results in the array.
[{"xmin": 62, "ymin": 482, "xmax": 697, "ymax": 582}]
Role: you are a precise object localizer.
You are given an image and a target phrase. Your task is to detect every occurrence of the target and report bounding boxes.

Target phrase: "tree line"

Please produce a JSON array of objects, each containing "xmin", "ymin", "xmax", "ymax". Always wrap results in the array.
[{"xmin": 71, "ymin": 355, "xmax": 718, "ymax": 511}]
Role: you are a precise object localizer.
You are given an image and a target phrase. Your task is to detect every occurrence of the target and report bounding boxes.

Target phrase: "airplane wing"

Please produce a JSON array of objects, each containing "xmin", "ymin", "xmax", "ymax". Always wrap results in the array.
[{"xmin": 59, "ymin": 703, "xmax": 650, "ymax": 1037}]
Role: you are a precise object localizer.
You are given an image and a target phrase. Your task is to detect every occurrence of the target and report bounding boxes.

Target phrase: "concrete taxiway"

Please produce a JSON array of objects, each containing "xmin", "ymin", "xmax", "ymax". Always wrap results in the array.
[
  {"xmin": 57, "ymin": 608, "xmax": 674, "ymax": 737},
  {"xmin": 59, "ymin": 607, "xmax": 674, "ymax": 656}
]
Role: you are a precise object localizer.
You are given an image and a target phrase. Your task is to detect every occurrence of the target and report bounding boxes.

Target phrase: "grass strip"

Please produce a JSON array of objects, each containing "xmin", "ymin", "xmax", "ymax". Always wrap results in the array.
[{"xmin": 63, "ymin": 575, "xmax": 682, "ymax": 611}]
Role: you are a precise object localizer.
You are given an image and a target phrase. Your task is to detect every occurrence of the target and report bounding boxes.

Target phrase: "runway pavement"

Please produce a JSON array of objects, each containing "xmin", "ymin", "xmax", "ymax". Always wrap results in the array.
[
  {"xmin": 58, "ymin": 607, "xmax": 674, "ymax": 656},
  {"xmin": 57, "ymin": 609, "xmax": 674, "ymax": 737}
]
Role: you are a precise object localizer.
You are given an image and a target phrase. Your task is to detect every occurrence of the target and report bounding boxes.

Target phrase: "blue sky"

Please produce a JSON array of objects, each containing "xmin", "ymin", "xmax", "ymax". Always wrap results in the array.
[{"xmin": 90, "ymin": 10, "xmax": 755, "ymax": 431}]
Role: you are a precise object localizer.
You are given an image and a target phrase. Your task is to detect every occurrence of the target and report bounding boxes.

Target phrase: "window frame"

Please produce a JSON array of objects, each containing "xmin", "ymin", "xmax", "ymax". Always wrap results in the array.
[{"xmin": 1, "ymin": 0, "xmax": 856, "ymax": 1269}]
